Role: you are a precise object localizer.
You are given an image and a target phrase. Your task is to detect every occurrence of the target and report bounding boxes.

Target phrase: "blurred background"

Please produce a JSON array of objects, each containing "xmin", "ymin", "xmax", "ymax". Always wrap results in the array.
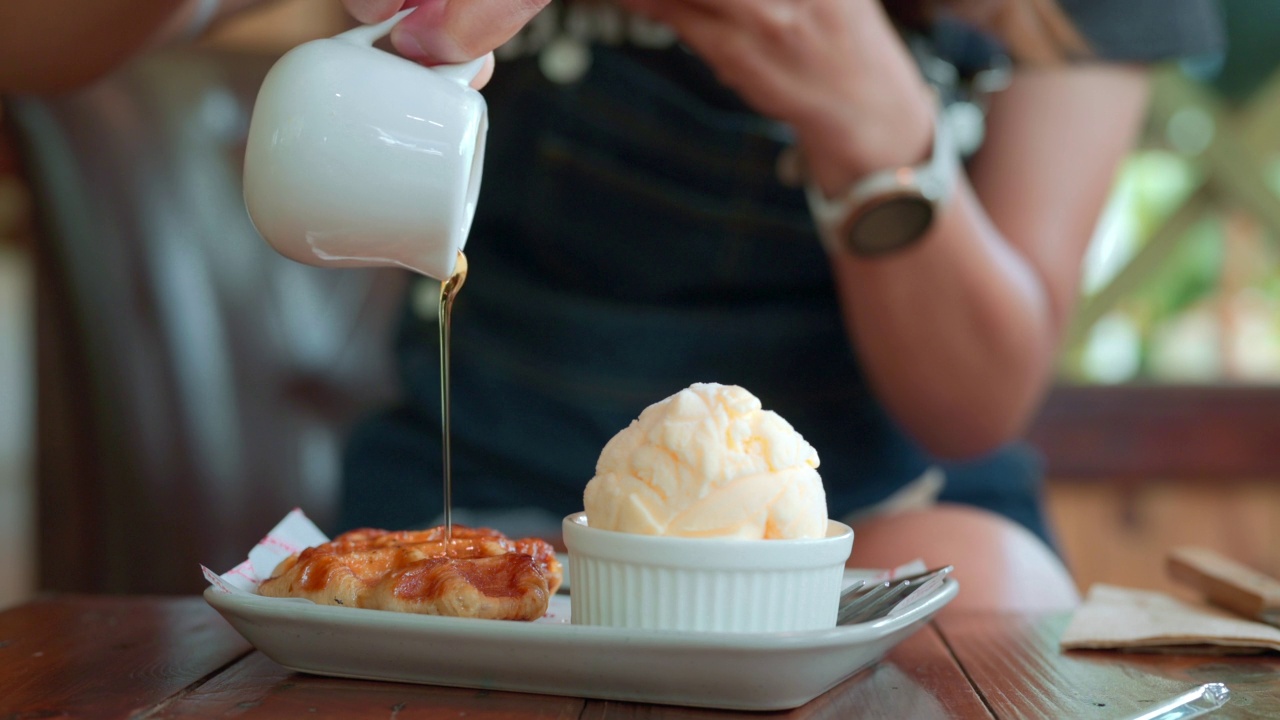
[{"xmin": 2, "ymin": 0, "xmax": 1279, "ymax": 608}]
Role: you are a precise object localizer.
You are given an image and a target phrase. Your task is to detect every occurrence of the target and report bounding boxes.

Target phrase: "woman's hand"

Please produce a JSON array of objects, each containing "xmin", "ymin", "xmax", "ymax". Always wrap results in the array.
[
  {"xmin": 619, "ymin": 0, "xmax": 1149, "ymax": 460},
  {"xmin": 615, "ymin": 0, "xmax": 935, "ymax": 193},
  {"xmin": 342, "ymin": 0, "xmax": 550, "ymax": 88}
]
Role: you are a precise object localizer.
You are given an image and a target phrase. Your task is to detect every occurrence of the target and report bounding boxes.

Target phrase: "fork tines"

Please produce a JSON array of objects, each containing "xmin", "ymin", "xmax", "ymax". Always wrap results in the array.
[{"xmin": 837, "ymin": 566, "xmax": 953, "ymax": 626}]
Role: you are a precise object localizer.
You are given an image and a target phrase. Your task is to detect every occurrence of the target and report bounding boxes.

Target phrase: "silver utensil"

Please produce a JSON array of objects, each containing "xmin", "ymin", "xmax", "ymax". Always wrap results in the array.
[
  {"xmin": 838, "ymin": 565, "xmax": 953, "ymax": 625},
  {"xmin": 1125, "ymin": 682, "xmax": 1230, "ymax": 720}
]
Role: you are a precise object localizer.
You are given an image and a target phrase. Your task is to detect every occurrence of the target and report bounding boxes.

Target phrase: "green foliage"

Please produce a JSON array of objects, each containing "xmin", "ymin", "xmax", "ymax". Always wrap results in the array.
[{"xmin": 1131, "ymin": 215, "xmax": 1224, "ymax": 321}]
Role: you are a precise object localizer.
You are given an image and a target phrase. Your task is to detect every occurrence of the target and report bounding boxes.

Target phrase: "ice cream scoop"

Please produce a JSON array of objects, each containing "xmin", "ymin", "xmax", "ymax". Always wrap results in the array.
[{"xmin": 583, "ymin": 383, "xmax": 827, "ymax": 539}]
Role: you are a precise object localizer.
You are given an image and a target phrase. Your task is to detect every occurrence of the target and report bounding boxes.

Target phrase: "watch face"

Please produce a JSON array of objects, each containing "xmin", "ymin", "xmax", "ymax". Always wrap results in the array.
[{"xmin": 845, "ymin": 195, "xmax": 934, "ymax": 256}]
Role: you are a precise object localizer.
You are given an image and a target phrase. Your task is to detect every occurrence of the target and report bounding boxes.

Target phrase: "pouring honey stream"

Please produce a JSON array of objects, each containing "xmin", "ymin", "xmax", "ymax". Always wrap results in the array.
[{"xmin": 438, "ymin": 250, "xmax": 468, "ymax": 552}]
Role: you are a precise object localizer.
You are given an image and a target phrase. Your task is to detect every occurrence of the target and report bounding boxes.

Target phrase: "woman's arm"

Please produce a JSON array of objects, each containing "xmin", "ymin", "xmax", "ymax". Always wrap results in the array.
[
  {"xmin": 0, "ymin": 0, "xmax": 273, "ymax": 94},
  {"xmin": 0, "ymin": 1, "xmax": 193, "ymax": 93},
  {"xmin": 618, "ymin": 0, "xmax": 1148, "ymax": 459},
  {"xmin": 835, "ymin": 66, "xmax": 1147, "ymax": 458}
]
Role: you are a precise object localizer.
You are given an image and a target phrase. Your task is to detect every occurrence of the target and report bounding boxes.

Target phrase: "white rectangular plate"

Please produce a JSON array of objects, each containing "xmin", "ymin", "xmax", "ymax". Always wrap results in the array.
[{"xmin": 204, "ymin": 572, "xmax": 958, "ymax": 711}]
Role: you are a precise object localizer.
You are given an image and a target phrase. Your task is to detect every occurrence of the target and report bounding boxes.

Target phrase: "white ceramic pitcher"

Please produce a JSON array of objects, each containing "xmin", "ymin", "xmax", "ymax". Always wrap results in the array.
[{"xmin": 243, "ymin": 9, "xmax": 489, "ymax": 281}]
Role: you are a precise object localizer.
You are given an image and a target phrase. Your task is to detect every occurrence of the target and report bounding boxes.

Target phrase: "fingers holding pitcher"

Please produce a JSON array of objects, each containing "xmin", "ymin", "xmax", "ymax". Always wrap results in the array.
[
  {"xmin": 341, "ymin": 0, "xmax": 549, "ymax": 73},
  {"xmin": 391, "ymin": 0, "xmax": 550, "ymax": 66},
  {"xmin": 342, "ymin": 0, "xmax": 411, "ymax": 24}
]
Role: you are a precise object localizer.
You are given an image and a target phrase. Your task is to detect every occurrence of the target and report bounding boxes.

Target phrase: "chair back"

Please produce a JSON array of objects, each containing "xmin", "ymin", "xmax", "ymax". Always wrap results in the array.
[{"xmin": 9, "ymin": 49, "xmax": 405, "ymax": 593}]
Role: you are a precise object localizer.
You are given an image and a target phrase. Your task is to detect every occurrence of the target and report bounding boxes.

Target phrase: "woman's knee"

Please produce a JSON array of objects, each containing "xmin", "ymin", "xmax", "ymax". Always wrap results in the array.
[{"xmin": 848, "ymin": 503, "xmax": 1080, "ymax": 613}]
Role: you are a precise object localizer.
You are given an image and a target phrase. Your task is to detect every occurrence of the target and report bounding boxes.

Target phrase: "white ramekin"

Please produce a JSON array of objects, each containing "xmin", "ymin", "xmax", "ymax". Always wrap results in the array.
[{"xmin": 562, "ymin": 512, "xmax": 854, "ymax": 633}]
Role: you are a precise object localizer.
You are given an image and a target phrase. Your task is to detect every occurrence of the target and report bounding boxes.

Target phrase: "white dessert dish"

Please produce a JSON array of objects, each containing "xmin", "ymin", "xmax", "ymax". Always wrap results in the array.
[
  {"xmin": 562, "ymin": 512, "xmax": 854, "ymax": 633},
  {"xmin": 204, "ymin": 569, "xmax": 958, "ymax": 711}
]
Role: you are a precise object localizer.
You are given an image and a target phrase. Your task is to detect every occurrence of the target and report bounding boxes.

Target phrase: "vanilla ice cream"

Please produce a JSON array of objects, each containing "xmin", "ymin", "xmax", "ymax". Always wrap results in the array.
[{"xmin": 583, "ymin": 383, "xmax": 827, "ymax": 539}]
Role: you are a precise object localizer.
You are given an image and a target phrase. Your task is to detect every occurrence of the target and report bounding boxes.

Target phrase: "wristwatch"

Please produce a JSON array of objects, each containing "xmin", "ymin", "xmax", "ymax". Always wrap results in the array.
[{"xmin": 805, "ymin": 107, "xmax": 958, "ymax": 257}]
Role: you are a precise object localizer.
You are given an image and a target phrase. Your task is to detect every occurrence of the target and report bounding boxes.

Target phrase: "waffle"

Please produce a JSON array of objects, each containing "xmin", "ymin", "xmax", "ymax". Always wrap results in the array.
[{"xmin": 258, "ymin": 525, "xmax": 562, "ymax": 620}]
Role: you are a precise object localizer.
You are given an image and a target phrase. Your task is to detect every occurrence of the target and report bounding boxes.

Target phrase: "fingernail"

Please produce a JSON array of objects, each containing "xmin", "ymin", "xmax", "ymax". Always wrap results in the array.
[
  {"xmin": 392, "ymin": 23, "xmax": 464, "ymax": 64},
  {"xmin": 392, "ymin": 25, "xmax": 430, "ymax": 60}
]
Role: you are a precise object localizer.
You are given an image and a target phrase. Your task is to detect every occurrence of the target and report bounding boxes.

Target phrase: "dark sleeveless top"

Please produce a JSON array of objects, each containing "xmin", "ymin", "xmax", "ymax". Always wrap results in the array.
[{"xmin": 338, "ymin": 1, "xmax": 1223, "ymax": 540}]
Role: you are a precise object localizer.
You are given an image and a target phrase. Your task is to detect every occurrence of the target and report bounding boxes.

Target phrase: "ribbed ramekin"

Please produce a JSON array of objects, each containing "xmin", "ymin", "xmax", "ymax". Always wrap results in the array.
[{"xmin": 562, "ymin": 512, "xmax": 854, "ymax": 633}]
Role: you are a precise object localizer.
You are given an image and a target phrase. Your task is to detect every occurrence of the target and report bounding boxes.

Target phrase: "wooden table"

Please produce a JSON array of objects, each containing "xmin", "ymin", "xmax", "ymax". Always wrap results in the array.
[{"xmin": 2, "ymin": 597, "xmax": 1278, "ymax": 719}]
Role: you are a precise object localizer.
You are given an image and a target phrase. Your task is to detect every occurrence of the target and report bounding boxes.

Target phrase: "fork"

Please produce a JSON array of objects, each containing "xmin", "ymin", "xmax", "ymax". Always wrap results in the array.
[{"xmin": 837, "ymin": 566, "xmax": 954, "ymax": 625}]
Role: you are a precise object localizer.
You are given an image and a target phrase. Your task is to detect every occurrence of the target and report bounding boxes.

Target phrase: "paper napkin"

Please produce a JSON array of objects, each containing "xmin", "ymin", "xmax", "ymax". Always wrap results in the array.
[
  {"xmin": 201, "ymin": 508, "xmax": 329, "ymax": 595},
  {"xmin": 1060, "ymin": 584, "xmax": 1280, "ymax": 654}
]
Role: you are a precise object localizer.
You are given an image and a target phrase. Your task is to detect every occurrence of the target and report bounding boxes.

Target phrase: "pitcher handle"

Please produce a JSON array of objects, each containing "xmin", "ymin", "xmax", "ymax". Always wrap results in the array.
[
  {"xmin": 335, "ymin": 8, "xmax": 411, "ymax": 46},
  {"xmin": 336, "ymin": 8, "xmax": 490, "ymax": 87}
]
